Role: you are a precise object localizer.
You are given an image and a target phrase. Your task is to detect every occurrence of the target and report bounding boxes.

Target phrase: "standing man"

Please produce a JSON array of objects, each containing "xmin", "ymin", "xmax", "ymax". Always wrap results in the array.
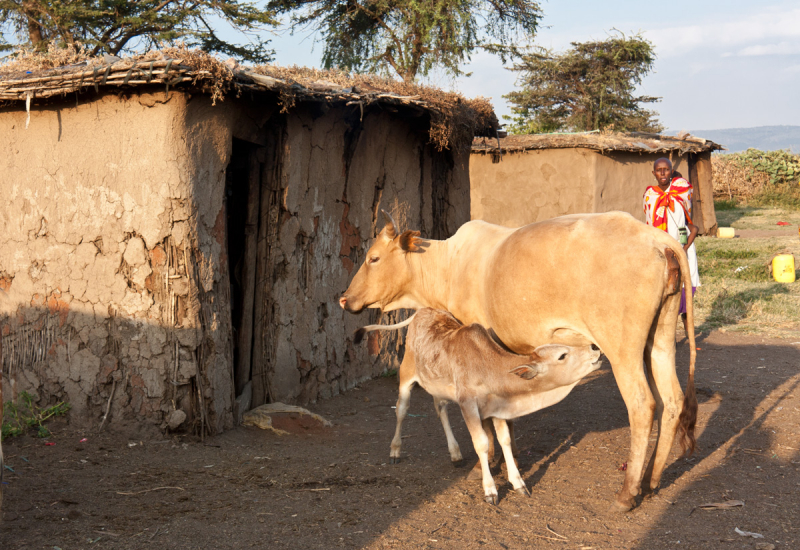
[{"xmin": 644, "ymin": 158, "xmax": 701, "ymax": 333}]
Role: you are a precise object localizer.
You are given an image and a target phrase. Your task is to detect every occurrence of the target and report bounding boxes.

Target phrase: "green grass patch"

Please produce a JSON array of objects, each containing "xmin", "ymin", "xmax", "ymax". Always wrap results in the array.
[
  {"xmin": 714, "ymin": 205, "xmax": 800, "ymax": 232},
  {"xmin": 2, "ymin": 391, "xmax": 71, "ymax": 440},
  {"xmin": 693, "ymin": 234, "xmax": 800, "ymax": 336},
  {"xmin": 714, "ymin": 199, "xmax": 739, "ymax": 211}
]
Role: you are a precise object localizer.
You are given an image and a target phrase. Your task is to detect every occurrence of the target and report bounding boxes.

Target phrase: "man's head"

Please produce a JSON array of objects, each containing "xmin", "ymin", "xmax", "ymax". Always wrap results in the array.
[{"xmin": 652, "ymin": 158, "xmax": 673, "ymax": 187}]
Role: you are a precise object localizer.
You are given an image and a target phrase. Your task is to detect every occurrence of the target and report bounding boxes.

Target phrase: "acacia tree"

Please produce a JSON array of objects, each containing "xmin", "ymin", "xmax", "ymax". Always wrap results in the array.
[
  {"xmin": 504, "ymin": 33, "xmax": 663, "ymax": 134},
  {"xmin": 0, "ymin": 0, "xmax": 277, "ymax": 62},
  {"xmin": 267, "ymin": 0, "xmax": 542, "ymax": 82}
]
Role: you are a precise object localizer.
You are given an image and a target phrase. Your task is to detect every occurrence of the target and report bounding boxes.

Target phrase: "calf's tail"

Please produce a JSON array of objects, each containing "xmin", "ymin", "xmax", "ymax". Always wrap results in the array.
[{"xmin": 354, "ymin": 312, "xmax": 418, "ymax": 345}]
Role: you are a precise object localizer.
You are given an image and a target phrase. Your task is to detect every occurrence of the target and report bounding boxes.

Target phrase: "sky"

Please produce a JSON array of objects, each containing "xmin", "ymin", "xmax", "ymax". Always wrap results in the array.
[{"xmin": 260, "ymin": 0, "xmax": 800, "ymax": 132}]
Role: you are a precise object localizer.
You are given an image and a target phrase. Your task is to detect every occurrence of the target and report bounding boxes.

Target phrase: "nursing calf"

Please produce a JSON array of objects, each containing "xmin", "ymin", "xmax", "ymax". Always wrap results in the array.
[{"xmin": 357, "ymin": 308, "xmax": 602, "ymax": 504}]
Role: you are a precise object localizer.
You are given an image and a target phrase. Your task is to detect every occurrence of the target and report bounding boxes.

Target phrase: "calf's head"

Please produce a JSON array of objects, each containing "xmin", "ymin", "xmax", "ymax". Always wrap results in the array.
[
  {"xmin": 339, "ymin": 210, "xmax": 422, "ymax": 313},
  {"xmin": 509, "ymin": 344, "xmax": 602, "ymax": 391}
]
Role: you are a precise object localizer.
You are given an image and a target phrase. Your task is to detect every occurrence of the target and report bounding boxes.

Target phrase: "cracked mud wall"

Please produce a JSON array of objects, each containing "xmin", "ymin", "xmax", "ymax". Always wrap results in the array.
[
  {"xmin": 0, "ymin": 91, "xmax": 246, "ymax": 434},
  {"xmin": 0, "ymin": 91, "xmax": 470, "ymax": 431},
  {"xmin": 469, "ymin": 148, "xmax": 688, "ymax": 226},
  {"xmin": 257, "ymin": 104, "xmax": 470, "ymax": 406}
]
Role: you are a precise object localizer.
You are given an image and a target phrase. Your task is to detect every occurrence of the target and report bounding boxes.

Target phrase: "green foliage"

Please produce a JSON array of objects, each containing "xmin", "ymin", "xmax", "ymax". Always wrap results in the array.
[
  {"xmin": 267, "ymin": 0, "xmax": 542, "ymax": 82},
  {"xmin": 734, "ymin": 149, "xmax": 800, "ymax": 186},
  {"xmin": 2, "ymin": 392, "xmax": 71, "ymax": 441},
  {"xmin": 0, "ymin": 0, "xmax": 277, "ymax": 62},
  {"xmin": 504, "ymin": 32, "xmax": 663, "ymax": 134}
]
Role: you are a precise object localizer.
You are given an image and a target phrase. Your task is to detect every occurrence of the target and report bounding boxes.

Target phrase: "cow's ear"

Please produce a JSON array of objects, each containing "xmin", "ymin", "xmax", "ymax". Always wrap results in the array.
[
  {"xmin": 399, "ymin": 230, "xmax": 422, "ymax": 252},
  {"xmin": 509, "ymin": 364, "xmax": 540, "ymax": 380},
  {"xmin": 379, "ymin": 209, "xmax": 398, "ymax": 240}
]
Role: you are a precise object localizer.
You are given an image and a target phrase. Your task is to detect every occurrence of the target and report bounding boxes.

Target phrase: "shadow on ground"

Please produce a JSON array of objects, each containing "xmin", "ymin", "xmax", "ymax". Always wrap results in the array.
[{"xmin": 2, "ymin": 332, "xmax": 799, "ymax": 549}]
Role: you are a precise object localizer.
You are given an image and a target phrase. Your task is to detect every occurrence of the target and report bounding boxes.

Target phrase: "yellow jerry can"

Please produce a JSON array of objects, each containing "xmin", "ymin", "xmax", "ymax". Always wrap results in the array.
[
  {"xmin": 717, "ymin": 227, "xmax": 735, "ymax": 238},
  {"xmin": 772, "ymin": 254, "xmax": 796, "ymax": 283}
]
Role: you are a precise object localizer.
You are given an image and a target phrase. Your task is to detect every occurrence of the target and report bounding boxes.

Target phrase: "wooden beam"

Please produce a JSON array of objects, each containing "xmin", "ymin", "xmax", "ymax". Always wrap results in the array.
[
  {"xmin": 234, "ymin": 151, "xmax": 262, "ymax": 397},
  {"xmin": 688, "ymin": 155, "xmax": 705, "ymax": 235},
  {"xmin": 695, "ymin": 152, "xmax": 718, "ymax": 236},
  {"xmin": 251, "ymin": 125, "xmax": 283, "ymax": 407}
]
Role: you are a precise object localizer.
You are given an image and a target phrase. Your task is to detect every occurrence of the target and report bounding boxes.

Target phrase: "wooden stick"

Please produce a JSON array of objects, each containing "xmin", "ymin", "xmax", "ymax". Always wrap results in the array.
[
  {"xmin": 1, "ymin": 59, "xmax": 182, "ymax": 86},
  {"xmin": 98, "ymin": 377, "xmax": 117, "ymax": 431},
  {"xmin": 116, "ymin": 486, "xmax": 184, "ymax": 495},
  {"xmin": 546, "ymin": 524, "xmax": 568, "ymax": 540}
]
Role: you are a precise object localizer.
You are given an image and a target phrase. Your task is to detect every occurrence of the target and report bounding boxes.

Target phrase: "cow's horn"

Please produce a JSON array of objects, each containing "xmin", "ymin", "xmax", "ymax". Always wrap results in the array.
[{"xmin": 380, "ymin": 209, "xmax": 398, "ymax": 239}]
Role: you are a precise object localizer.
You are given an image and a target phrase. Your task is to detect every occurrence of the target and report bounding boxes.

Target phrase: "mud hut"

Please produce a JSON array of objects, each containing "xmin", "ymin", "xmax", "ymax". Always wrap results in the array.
[
  {"xmin": 0, "ymin": 49, "xmax": 496, "ymax": 434},
  {"xmin": 470, "ymin": 132, "xmax": 723, "ymax": 234}
]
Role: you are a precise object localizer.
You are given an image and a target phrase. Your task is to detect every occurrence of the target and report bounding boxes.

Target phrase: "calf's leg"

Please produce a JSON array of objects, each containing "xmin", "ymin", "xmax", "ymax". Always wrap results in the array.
[
  {"xmin": 433, "ymin": 397, "xmax": 463, "ymax": 465},
  {"xmin": 461, "ymin": 404, "xmax": 499, "ymax": 504},
  {"xmin": 493, "ymin": 418, "xmax": 529, "ymax": 496},
  {"xmin": 467, "ymin": 418, "xmax": 496, "ymax": 480},
  {"xmin": 390, "ymin": 354, "xmax": 417, "ymax": 464}
]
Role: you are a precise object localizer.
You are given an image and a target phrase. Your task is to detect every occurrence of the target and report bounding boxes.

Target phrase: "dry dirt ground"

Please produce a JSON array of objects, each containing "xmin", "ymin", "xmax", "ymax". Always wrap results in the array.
[{"xmin": 2, "ymin": 330, "xmax": 799, "ymax": 549}]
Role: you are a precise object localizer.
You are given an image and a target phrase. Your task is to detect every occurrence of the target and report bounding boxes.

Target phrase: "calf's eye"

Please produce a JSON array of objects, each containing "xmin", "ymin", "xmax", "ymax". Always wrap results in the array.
[
  {"xmin": 368, "ymin": 256, "xmax": 380, "ymax": 264},
  {"xmin": 558, "ymin": 352, "xmax": 567, "ymax": 361}
]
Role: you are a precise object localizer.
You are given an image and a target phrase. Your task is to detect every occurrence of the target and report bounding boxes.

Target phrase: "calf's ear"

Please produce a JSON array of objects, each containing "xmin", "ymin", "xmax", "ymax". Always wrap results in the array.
[
  {"xmin": 509, "ymin": 365, "xmax": 541, "ymax": 380},
  {"xmin": 399, "ymin": 230, "xmax": 422, "ymax": 252}
]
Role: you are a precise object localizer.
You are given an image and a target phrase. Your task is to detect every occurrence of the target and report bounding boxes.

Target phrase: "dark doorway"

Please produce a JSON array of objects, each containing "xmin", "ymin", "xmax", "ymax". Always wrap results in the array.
[{"xmin": 224, "ymin": 139, "xmax": 262, "ymax": 400}]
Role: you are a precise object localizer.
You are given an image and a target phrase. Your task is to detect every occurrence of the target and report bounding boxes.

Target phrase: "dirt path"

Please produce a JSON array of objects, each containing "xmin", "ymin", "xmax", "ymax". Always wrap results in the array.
[{"xmin": 2, "ymin": 330, "xmax": 799, "ymax": 549}]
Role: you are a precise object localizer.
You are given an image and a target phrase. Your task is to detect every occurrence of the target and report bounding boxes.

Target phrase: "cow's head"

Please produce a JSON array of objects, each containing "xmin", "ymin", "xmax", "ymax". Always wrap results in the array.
[{"xmin": 339, "ymin": 210, "xmax": 423, "ymax": 313}]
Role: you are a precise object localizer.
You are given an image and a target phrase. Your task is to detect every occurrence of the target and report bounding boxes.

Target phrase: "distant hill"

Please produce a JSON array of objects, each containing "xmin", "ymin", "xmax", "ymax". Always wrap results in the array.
[{"xmin": 672, "ymin": 126, "xmax": 800, "ymax": 153}]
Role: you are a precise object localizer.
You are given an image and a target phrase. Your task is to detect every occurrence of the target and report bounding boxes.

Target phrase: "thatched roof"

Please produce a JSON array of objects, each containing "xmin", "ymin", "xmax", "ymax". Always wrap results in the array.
[
  {"xmin": 0, "ymin": 47, "xmax": 497, "ymax": 150},
  {"xmin": 472, "ymin": 131, "xmax": 724, "ymax": 156}
]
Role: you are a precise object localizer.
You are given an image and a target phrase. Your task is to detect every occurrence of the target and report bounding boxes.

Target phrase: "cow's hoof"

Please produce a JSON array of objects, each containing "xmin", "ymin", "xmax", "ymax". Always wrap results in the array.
[
  {"xmin": 390, "ymin": 457, "xmax": 401, "ymax": 464},
  {"xmin": 451, "ymin": 459, "xmax": 464, "ymax": 468},
  {"xmin": 467, "ymin": 464, "xmax": 483, "ymax": 481},
  {"xmin": 609, "ymin": 497, "xmax": 635, "ymax": 513},
  {"xmin": 514, "ymin": 486, "xmax": 531, "ymax": 497},
  {"xmin": 484, "ymin": 494, "xmax": 498, "ymax": 505}
]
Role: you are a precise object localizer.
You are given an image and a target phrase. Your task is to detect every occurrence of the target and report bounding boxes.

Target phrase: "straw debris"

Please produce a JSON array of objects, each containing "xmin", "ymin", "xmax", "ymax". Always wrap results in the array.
[{"xmin": 0, "ymin": 46, "xmax": 496, "ymax": 150}]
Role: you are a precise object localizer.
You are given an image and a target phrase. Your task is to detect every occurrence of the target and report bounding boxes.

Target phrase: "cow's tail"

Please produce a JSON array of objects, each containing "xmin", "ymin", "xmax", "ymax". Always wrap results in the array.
[
  {"xmin": 672, "ymin": 241, "xmax": 697, "ymax": 457},
  {"xmin": 354, "ymin": 312, "xmax": 418, "ymax": 345}
]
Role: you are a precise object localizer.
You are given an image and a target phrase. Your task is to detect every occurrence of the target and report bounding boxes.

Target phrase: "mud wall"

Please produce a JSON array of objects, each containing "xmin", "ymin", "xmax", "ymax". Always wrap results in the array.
[
  {"xmin": 253, "ymin": 104, "xmax": 469, "ymax": 406},
  {"xmin": 469, "ymin": 148, "xmax": 596, "ymax": 227},
  {"xmin": 0, "ymin": 91, "xmax": 245, "ymax": 433},
  {"xmin": 593, "ymin": 151, "xmax": 689, "ymax": 224},
  {"xmin": 0, "ymin": 91, "xmax": 470, "ymax": 432},
  {"xmin": 469, "ymin": 148, "xmax": 689, "ymax": 226}
]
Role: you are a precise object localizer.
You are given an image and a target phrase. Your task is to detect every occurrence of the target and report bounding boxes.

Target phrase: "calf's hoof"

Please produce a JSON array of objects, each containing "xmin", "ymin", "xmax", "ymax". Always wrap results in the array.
[
  {"xmin": 390, "ymin": 457, "xmax": 401, "ymax": 464},
  {"xmin": 484, "ymin": 494, "xmax": 498, "ymax": 505},
  {"xmin": 451, "ymin": 458, "xmax": 464, "ymax": 468},
  {"xmin": 514, "ymin": 486, "xmax": 531, "ymax": 497}
]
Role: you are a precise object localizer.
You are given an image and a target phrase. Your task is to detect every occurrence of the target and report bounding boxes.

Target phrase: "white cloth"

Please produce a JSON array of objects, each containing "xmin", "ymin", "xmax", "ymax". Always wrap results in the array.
[{"xmin": 664, "ymin": 201, "xmax": 701, "ymax": 288}]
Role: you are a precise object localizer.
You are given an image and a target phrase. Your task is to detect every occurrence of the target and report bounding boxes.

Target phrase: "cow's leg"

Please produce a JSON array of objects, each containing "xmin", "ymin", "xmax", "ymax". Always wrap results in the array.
[
  {"xmin": 461, "ymin": 405, "xmax": 498, "ymax": 504},
  {"xmin": 493, "ymin": 418, "xmax": 529, "ymax": 496},
  {"xmin": 390, "ymin": 354, "xmax": 417, "ymax": 464},
  {"xmin": 433, "ymin": 397, "xmax": 463, "ymax": 465},
  {"xmin": 607, "ymin": 346, "xmax": 657, "ymax": 512},
  {"xmin": 642, "ymin": 293, "xmax": 684, "ymax": 492},
  {"xmin": 467, "ymin": 418, "xmax": 496, "ymax": 480}
]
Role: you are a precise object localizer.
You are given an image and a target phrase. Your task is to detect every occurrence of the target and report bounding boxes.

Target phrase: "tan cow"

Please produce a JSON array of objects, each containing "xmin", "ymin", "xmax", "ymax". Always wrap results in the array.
[
  {"xmin": 340, "ymin": 210, "xmax": 697, "ymax": 511},
  {"xmin": 357, "ymin": 308, "xmax": 602, "ymax": 504}
]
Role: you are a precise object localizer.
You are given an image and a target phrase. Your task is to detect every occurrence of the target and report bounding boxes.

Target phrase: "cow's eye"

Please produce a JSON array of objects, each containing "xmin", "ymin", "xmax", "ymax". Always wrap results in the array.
[
  {"xmin": 558, "ymin": 352, "xmax": 567, "ymax": 361},
  {"xmin": 368, "ymin": 256, "xmax": 380, "ymax": 264}
]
